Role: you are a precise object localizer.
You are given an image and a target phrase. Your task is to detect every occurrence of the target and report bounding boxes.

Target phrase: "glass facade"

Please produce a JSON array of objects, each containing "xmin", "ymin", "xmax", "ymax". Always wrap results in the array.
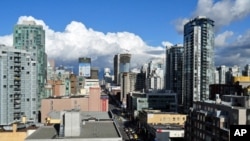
[
  {"xmin": 13, "ymin": 21, "xmax": 46, "ymax": 111},
  {"xmin": 78, "ymin": 57, "xmax": 91, "ymax": 77},
  {"xmin": 183, "ymin": 16, "xmax": 215, "ymax": 112}
]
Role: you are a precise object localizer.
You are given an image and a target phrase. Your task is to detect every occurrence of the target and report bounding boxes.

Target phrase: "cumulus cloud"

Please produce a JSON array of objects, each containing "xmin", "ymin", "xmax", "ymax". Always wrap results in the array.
[
  {"xmin": 0, "ymin": 16, "xmax": 167, "ymax": 71},
  {"xmin": 195, "ymin": 0, "xmax": 250, "ymax": 28},
  {"xmin": 173, "ymin": 18, "xmax": 189, "ymax": 34},
  {"xmin": 215, "ymin": 31, "xmax": 234, "ymax": 47},
  {"xmin": 215, "ymin": 29, "xmax": 250, "ymax": 67},
  {"xmin": 0, "ymin": 35, "xmax": 12, "ymax": 46},
  {"xmin": 174, "ymin": 0, "xmax": 250, "ymax": 34},
  {"xmin": 162, "ymin": 41, "xmax": 173, "ymax": 48}
]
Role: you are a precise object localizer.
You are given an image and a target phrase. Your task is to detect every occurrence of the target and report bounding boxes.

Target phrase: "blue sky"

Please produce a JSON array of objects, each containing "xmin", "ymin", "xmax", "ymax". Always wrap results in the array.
[{"xmin": 0, "ymin": 0, "xmax": 250, "ymax": 70}]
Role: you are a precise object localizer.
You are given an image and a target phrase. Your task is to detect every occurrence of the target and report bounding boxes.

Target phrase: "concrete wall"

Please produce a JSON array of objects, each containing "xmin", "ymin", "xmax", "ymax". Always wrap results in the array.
[
  {"xmin": 64, "ymin": 112, "xmax": 80, "ymax": 137},
  {"xmin": 41, "ymin": 97, "xmax": 89, "ymax": 123},
  {"xmin": 89, "ymin": 87, "xmax": 101, "ymax": 111},
  {"xmin": 41, "ymin": 87, "xmax": 107, "ymax": 123}
]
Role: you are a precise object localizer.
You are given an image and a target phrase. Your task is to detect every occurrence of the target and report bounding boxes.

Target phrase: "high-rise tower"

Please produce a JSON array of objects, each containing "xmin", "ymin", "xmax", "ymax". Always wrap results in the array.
[
  {"xmin": 165, "ymin": 44, "xmax": 184, "ymax": 109},
  {"xmin": 0, "ymin": 45, "xmax": 37, "ymax": 125},
  {"xmin": 78, "ymin": 57, "xmax": 91, "ymax": 78},
  {"xmin": 183, "ymin": 16, "xmax": 215, "ymax": 112},
  {"xmin": 13, "ymin": 21, "xmax": 46, "ymax": 111},
  {"xmin": 113, "ymin": 53, "xmax": 131, "ymax": 86}
]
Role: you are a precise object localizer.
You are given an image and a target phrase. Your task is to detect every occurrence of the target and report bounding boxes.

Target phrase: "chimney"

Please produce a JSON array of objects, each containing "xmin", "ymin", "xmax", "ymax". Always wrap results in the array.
[
  {"xmin": 12, "ymin": 124, "xmax": 17, "ymax": 133},
  {"xmin": 21, "ymin": 116, "xmax": 27, "ymax": 124}
]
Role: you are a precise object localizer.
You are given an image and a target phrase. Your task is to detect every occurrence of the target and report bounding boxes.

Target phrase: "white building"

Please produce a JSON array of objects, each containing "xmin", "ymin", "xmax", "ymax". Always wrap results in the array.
[{"xmin": 0, "ymin": 45, "xmax": 37, "ymax": 125}]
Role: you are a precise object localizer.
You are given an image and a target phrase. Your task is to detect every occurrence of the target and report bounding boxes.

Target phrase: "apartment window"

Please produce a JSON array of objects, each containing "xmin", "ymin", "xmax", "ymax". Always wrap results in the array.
[
  {"xmin": 27, "ymin": 98, "xmax": 29, "ymax": 102},
  {"xmin": 3, "ymin": 75, "xmax": 6, "ymax": 79},
  {"xmin": 3, "ymin": 85, "xmax": 6, "ymax": 88},
  {"xmin": 32, "ymin": 98, "xmax": 36, "ymax": 101},
  {"xmin": 26, "ymin": 71, "xmax": 30, "ymax": 74}
]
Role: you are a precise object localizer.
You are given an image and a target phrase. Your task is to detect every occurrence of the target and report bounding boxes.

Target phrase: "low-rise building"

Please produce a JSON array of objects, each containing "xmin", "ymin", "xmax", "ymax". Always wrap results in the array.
[
  {"xmin": 127, "ymin": 90, "xmax": 178, "ymax": 120},
  {"xmin": 0, "ymin": 123, "xmax": 38, "ymax": 141},
  {"xmin": 41, "ymin": 86, "xmax": 108, "ymax": 123},
  {"xmin": 185, "ymin": 94, "xmax": 250, "ymax": 141},
  {"xmin": 138, "ymin": 110, "xmax": 186, "ymax": 141},
  {"xmin": 25, "ymin": 110, "xmax": 122, "ymax": 141}
]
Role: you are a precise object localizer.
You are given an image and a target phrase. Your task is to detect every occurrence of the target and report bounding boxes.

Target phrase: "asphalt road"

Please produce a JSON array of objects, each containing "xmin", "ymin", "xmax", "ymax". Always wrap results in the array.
[{"xmin": 109, "ymin": 99, "xmax": 130, "ymax": 141}]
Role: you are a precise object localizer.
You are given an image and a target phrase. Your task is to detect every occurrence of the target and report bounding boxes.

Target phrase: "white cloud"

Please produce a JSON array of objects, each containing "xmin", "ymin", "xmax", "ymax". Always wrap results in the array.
[
  {"xmin": 0, "ymin": 35, "xmax": 12, "ymax": 46},
  {"xmin": 161, "ymin": 41, "xmax": 173, "ymax": 48},
  {"xmin": 174, "ymin": 0, "xmax": 250, "ymax": 34},
  {"xmin": 0, "ymin": 16, "xmax": 166, "ymax": 70},
  {"xmin": 173, "ymin": 18, "xmax": 189, "ymax": 34},
  {"xmin": 194, "ymin": 0, "xmax": 250, "ymax": 28},
  {"xmin": 215, "ymin": 31, "xmax": 234, "ymax": 47},
  {"xmin": 234, "ymin": 29, "xmax": 250, "ymax": 46},
  {"xmin": 214, "ymin": 30, "xmax": 250, "ymax": 68}
]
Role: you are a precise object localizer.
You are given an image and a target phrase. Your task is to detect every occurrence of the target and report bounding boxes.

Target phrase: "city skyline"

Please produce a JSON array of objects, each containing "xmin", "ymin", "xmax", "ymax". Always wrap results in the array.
[{"xmin": 0, "ymin": 0, "xmax": 250, "ymax": 70}]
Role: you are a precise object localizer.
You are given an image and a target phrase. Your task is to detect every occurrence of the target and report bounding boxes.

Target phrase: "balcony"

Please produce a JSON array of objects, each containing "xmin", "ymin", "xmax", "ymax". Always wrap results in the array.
[
  {"xmin": 14, "ymin": 81, "xmax": 21, "ymax": 85},
  {"xmin": 14, "ymin": 88, "xmax": 21, "ymax": 91},
  {"xmin": 14, "ymin": 105, "xmax": 21, "ymax": 109},
  {"xmin": 14, "ymin": 100, "xmax": 21, "ymax": 104},
  {"xmin": 14, "ymin": 59, "xmax": 21, "ymax": 63},
  {"xmin": 14, "ymin": 96, "xmax": 21, "ymax": 100}
]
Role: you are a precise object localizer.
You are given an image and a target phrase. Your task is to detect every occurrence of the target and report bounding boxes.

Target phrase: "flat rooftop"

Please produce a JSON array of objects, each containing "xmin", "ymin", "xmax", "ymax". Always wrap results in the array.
[
  {"xmin": 26, "ymin": 121, "xmax": 121, "ymax": 140},
  {"xmin": 69, "ymin": 121, "xmax": 120, "ymax": 138},
  {"xmin": 25, "ymin": 126, "xmax": 57, "ymax": 139}
]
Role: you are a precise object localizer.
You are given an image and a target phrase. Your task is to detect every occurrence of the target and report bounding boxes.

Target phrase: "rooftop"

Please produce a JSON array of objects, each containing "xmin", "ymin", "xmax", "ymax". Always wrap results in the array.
[
  {"xmin": 76, "ymin": 121, "xmax": 120, "ymax": 138},
  {"xmin": 26, "ymin": 121, "xmax": 121, "ymax": 140},
  {"xmin": 25, "ymin": 126, "xmax": 57, "ymax": 140}
]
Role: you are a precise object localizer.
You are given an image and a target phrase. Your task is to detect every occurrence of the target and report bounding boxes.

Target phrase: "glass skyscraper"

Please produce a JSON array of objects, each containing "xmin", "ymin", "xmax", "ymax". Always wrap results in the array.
[
  {"xmin": 113, "ymin": 53, "xmax": 131, "ymax": 86},
  {"xmin": 78, "ymin": 57, "xmax": 91, "ymax": 78},
  {"xmin": 165, "ymin": 44, "xmax": 184, "ymax": 109},
  {"xmin": 183, "ymin": 16, "xmax": 215, "ymax": 112},
  {"xmin": 13, "ymin": 21, "xmax": 46, "ymax": 111}
]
